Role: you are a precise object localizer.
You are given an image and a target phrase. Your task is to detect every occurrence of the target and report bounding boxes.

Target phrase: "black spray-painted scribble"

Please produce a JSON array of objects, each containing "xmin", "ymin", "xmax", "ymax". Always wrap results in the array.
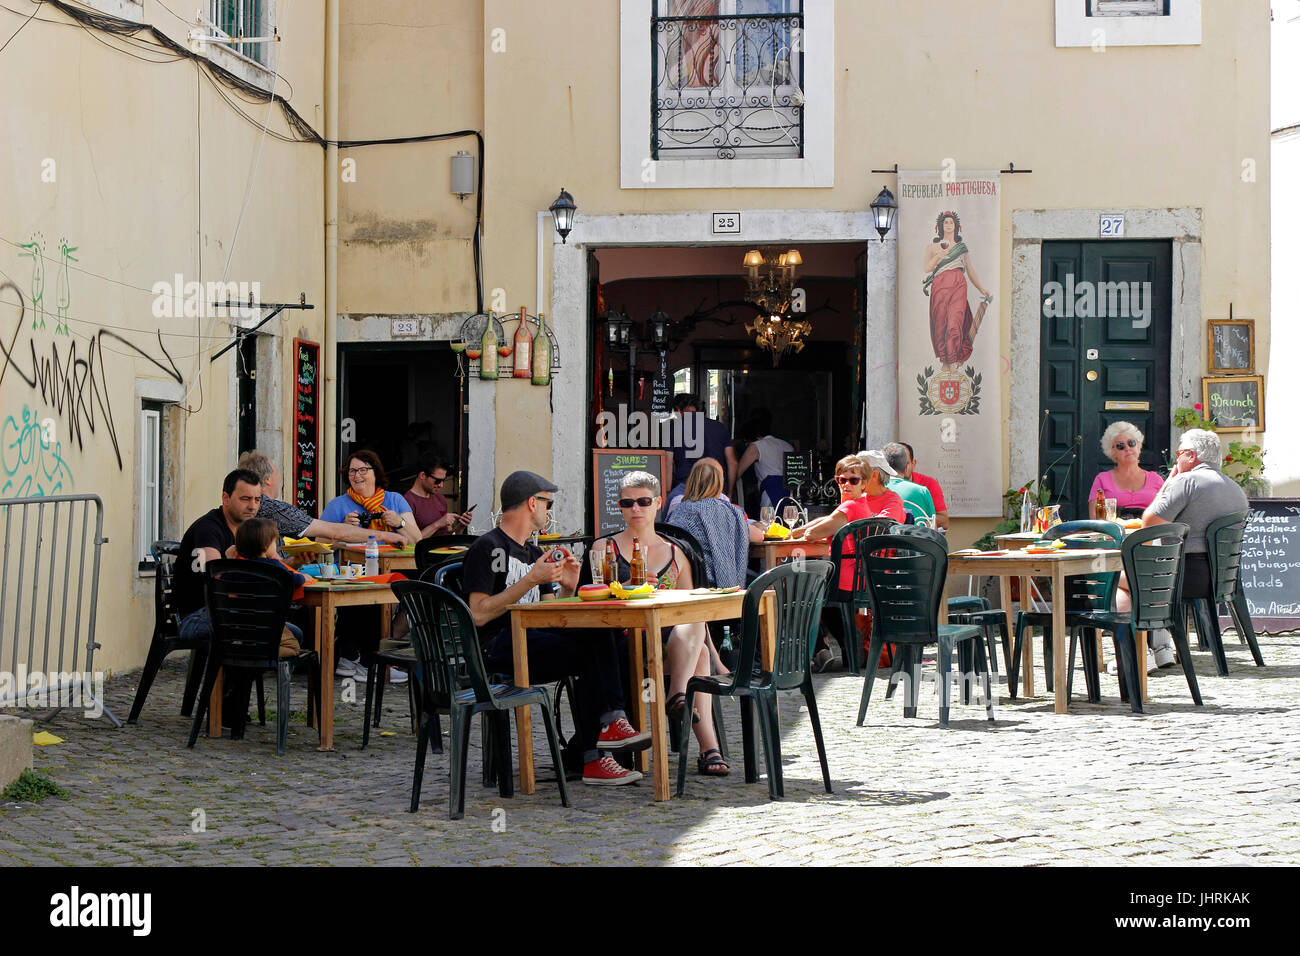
[{"xmin": 1, "ymin": 279, "xmax": 183, "ymax": 470}]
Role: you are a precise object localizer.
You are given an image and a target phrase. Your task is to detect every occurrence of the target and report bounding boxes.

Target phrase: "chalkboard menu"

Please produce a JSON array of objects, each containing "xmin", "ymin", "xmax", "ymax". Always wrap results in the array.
[
  {"xmin": 591, "ymin": 448, "xmax": 670, "ymax": 537},
  {"xmin": 783, "ymin": 451, "xmax": 812, "ymax": 491},
  {"xmin": 1208, "ymin": 319, "xmax": 1254, "ymax": 374},
  {"xmin": 650, "ymin": 350, "xmax": 671, "ymax": 415},
  {"xmin": 1202, "ymin": 376, "xmax": 1264, "ymax": 433},
  {"xmin": 1234, "ymin": 499, "xmax": 1300, "ymax": 632},
  {"xmin": 293, "ymin": 338, "xmax": 320, "ymax": 512}
]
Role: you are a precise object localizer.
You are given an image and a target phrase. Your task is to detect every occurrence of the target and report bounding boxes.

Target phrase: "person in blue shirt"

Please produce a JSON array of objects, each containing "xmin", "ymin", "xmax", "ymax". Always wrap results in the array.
[
  {"xmin": 320, "ymin": 450, "xmax": 417, "ymax": 681},
  {"xmin": 320, "ymin": 450, "xmax": 420, "ymax": 548}
]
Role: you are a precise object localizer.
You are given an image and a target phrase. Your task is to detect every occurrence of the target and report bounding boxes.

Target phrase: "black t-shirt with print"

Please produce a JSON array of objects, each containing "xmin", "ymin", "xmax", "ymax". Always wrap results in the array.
[
  {"xmin": 462, "ymin": 527, "xmax": 555, "ymax": 643},
  {"xmin": 174, "ymin": 507, "xmax": 235, "ymax": 617}
]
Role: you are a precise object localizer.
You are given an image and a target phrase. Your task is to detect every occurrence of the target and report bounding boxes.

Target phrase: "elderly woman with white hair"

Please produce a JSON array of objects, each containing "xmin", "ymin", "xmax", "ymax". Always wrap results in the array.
[{"xmin": 1087, "ymin": 421, "xmax": 1165, "ymax": 519}]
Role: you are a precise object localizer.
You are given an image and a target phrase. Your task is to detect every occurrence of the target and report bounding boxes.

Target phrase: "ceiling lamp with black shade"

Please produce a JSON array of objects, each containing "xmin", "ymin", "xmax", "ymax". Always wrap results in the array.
[{"xmin": 741, "ymin": 246, "xmax": 811, "ymax": 365}]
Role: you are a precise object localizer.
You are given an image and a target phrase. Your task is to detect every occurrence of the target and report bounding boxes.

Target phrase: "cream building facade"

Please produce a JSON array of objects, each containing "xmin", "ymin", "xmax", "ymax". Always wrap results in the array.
[{"xmin": 0, "ymin": 0, "xmax": 1273, "ymax": 677}]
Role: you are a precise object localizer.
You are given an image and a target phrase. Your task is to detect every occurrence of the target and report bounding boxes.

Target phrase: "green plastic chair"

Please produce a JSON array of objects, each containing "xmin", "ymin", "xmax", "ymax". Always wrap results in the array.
[
  {"xmin": 1184, "ymin": 510, "xmax": 1264, "ymax": 675},
  {"xmin": 390, "ymin": 580, "xmax": 570, "ymax": 818},
  {"xmin": 827, "ymin": 516, "xmax": 899, "ymax": 675},
  {"xmin": 1073, "ymin": 523, "xmax": 1201, "ymax": 713},
  {"xmin": 1008, "ymin": 520, "xmax": 1123, "ymax": 702},
  {"xmin": 676, "ymin": 560, "xmax": 836, "ymax": 800},
  {"xmin": 856, "ymin": 533, "xmax": 995, "ymax": 727},
  {"xmin": 413, "ymin": 534, "xmax": 479, "ymax": 573}
]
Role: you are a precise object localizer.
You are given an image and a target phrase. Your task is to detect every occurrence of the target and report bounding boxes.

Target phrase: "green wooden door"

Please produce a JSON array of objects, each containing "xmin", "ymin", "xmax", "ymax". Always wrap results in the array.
[{"xmin": 1039, "ymin": 241, "xmax": 1172, "ymax": 520}]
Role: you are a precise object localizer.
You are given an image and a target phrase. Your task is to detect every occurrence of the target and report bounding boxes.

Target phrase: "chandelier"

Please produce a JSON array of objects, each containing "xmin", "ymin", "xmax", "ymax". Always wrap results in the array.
[{"xmin": 741, "ymin": 247, "xmax": 811, "ymax": 364}]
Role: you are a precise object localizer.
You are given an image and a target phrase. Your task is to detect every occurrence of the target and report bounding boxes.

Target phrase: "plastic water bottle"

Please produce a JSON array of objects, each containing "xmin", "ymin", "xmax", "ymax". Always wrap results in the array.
[{"xmin": 365, "ymin": 535, "xmax": 379, "ymax": 577}]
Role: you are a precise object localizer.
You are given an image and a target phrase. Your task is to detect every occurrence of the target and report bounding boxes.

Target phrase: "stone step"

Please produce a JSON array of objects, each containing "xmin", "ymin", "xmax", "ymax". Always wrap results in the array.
[{"xmin": 0, "ymin": 714, "xmax": 34, "ymax": 790}]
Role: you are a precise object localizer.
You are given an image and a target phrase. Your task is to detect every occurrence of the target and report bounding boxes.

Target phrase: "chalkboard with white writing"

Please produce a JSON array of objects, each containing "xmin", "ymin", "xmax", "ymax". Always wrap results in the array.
[
  {"xmin": 591, "ymin": 448, "xmax": 670, "ymax": 537},
  {"xmin": 1233, "ymin": 498, "xmax": 1300, "ymax": 632},
  {"xmin": 1201, "ymin": 376, "xmax": 1264, "ymax": 433},
  {"xmin": 1209, "ymin": 321, "xmax": 1253, "ymax": 373}
]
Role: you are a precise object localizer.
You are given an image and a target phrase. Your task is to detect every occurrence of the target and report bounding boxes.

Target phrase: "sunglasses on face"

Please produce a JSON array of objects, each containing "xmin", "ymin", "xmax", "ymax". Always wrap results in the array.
[
  {"xmin": 835, "ymin": 475, "xmax": 863, "ymax": 486},
  {"xmin": 534, "ymin": 497, "xmax": 554, "ymax": 510},
  {"xmin": 1113, "ymin": 440, "xmax": 1138, "ymax": 450},
  {"xmin": 428, "ymin": 475, "xmax": 446, "ymax": 485},
  {"xmin": 618, "ymin": 496, "xmax": 655, "ymax": 509}
]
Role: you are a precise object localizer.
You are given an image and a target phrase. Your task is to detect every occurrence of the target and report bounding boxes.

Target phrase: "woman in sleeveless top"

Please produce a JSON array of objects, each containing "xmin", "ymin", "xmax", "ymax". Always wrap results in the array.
[
  {"xmin": 1088, "ymin": 421, "xmax": 1164, "ymax": 519},
  {"xmin": 593, "ymin": 470, "xmax": 729, "ymax": 776}
]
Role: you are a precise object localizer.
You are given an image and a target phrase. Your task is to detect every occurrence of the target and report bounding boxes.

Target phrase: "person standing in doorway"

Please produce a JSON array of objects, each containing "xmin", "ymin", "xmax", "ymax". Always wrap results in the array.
[{"xmin": 734, "ymin": 409, "xmax": 793, "ymax": 510}]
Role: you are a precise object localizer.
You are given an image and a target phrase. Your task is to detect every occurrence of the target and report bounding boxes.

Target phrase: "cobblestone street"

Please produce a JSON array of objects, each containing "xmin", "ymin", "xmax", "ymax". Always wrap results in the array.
[{"xmin": 3, "ymin": 632, "xmax": 1298, "ymax": 866}]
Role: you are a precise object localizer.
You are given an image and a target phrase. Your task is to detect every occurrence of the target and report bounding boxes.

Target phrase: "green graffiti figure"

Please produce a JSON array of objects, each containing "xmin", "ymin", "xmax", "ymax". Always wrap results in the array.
[
  {"xmin": 55, "ymin": 237, "xmax": 77, "ymax": 337},
  {"xmin": 17, "ymin": 234, "xmax": 45, "ymax": 332}
]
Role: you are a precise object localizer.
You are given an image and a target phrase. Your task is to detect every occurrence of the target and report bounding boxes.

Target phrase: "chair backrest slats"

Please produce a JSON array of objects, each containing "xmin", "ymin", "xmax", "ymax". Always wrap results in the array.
[
  {"xmin": 392, "ymin": 580, "xmax": 493, "ymax": 711},
  {"xmin": 830, "ymin": 516, "xmax": 899, "ymax": 604},
  {"xmin": 735, "ymin": 560, "xmax": 834, "ymax": 691},
  {"xmin": 1121, "ymin": 523, "xmax": 1189, "ymax": 630},
  {"xmin": 1204, "ymin": 509, "xmax": 1250, "ymax": 602},
  {"xmin": 1042, "ymin": 521, "xmax": 1122, "ymax": 613},
  {"xmin": 203, "ymin": 560, "xmax": 295, "ymax": 666},
  {"xmin": 860, "ymin": 533, "xmax": 948, "ymax": 641}
]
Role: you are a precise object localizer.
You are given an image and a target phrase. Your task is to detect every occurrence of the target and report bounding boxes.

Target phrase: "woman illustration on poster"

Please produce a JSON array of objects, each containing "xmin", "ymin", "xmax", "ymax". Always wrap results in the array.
[{"xmin": 923, "ymin": 211, "xmax": 993, "ymax": 371}]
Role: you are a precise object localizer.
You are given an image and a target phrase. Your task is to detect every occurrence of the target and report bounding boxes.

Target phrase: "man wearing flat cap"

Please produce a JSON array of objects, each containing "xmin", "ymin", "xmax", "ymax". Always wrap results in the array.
[{"xmin": 463, "ymin": 471, "xmax": 648, "ymax": 786}]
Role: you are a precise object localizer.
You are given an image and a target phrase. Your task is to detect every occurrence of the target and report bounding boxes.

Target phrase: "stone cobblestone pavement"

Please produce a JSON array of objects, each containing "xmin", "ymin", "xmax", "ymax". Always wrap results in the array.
[{"xmin": 2, "ymin": 631, "xmax": 1298, "ymax": 866}]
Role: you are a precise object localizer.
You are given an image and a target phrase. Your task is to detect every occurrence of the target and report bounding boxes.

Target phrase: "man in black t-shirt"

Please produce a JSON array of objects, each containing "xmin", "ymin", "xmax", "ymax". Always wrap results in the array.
[
  {"xmin": 464, "ymin": 470, "xmax": 647, "ymax": 786},
  {"xmin": 173, "ymin": 468, "xmax": 264, "ymax": 641}
]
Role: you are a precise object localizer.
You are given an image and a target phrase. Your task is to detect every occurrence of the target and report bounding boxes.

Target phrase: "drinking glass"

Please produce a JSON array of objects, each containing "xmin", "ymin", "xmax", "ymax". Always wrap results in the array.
[
  {"xmin": 783, "ymin": 505, "xmax": 799, "ymax": 527},
  {"xmin": 1103, "ymin": 498, "xmax": 1118, "ymax": 523},
  {"xmin": 589, "ymin": 546, "xmax": 605, "ymax": 585},
  {"xmin": 760, "ymin": 505, "xmax": 776, "ymax": 529}
]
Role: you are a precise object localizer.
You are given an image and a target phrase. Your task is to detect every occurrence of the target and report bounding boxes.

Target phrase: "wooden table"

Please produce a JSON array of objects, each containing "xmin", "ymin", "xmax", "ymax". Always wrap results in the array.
[
  {"xmin": 752, "ymin": 538, "xmax": 830, "ymax": 571},
  {"xmin": 333, "ymin": 545, "xmax": 417, "ymax": 574},
  {"xmin": 507, "ymin": 589, "xmax": 775, "ymax": 801},
  {"xmin": 205, "ymin": 581, "xmax": 403, "ymax": 749},
  {"xmin": 942, "ymin": 549, "xmax": 1124, "ymax": 714}
]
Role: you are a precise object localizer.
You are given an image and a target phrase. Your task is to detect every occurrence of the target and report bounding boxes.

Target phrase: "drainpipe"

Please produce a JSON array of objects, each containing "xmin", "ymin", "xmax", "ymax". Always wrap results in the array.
[{"xmin": 323, "ymin": 0, "xmax": 339, "ymax": 501}]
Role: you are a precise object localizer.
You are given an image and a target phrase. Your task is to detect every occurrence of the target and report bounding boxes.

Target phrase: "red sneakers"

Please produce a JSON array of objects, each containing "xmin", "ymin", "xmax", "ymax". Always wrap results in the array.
[
  {"xmin": 596, "ymin": 717, "xmax": 651, "ymax": 751},
  {"xmin": 582, "ymin": 755, "xmax": 643, "ymax": 786}
]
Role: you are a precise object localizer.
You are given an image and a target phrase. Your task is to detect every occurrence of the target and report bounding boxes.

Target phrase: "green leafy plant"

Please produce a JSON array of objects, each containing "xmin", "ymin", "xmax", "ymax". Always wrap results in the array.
[
  {"xmin": 2, "ymin": 768, "xmax": 69, "ymax": 803},
  {"xmin": 1172, "ymin": 403, "xmax": 1266, "ymax": 492}
]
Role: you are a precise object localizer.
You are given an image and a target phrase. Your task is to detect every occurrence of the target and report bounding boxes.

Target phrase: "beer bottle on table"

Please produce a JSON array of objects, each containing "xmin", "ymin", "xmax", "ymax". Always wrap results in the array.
[
  {"xmin": 629, "ymin": 536, "xmax": 646, "ymax": 586},
  {"xmin": 602, "ymin": 540, "xmax": 616, "ymax": 586}
]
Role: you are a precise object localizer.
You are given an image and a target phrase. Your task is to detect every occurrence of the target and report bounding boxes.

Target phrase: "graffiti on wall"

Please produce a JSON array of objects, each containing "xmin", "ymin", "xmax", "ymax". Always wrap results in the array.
[
  {"xmin": 1, "ymin": 275, "xmax": 183, "ymax": 474},
  {"xmin": 2, "ymin": 404, "xmax": 75, "ymax": 496}
]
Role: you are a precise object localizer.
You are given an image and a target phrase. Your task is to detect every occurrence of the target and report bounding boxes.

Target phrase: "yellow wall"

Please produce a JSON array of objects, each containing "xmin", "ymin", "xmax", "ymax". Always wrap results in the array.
[{"xmin": 1, "ymin": 3, "xmax": 325, "ymax": 675}]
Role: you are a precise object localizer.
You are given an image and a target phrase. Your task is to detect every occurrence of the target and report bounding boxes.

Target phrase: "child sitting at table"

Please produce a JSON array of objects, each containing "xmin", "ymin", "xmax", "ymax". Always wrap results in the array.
[{"xmin": 234, "ymin": 517, "xmax": 313, "ymax": 658}]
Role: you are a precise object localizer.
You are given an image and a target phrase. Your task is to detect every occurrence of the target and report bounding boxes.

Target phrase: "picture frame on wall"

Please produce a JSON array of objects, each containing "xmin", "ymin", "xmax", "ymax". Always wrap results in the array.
[
  {"xmin": 1207, "ymin": 318, "xmax": 1254, "ymax": 375},
  {"xmin": 1201, "ymin": 375, "xmax": 1265, "ymax": 434}
]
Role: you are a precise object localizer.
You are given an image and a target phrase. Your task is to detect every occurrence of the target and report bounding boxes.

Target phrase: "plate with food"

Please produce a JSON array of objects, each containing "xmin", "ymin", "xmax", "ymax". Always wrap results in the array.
[
  {"xmin": 430, "ymin": 545, "xmax": 469, "ymax": 555},
  {"xmin": 688, "ymin": 586, "xmax": 744, "ymax": 595}
]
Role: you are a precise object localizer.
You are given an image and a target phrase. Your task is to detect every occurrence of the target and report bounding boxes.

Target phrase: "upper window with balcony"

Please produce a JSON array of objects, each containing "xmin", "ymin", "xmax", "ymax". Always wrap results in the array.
[
  {"xmin": 622, "ymin": 0, "xmax": 832, "ymax": 189},
  {"xmin": 653, "ymin": 0, "xmax": 803, "ymax": 161}
]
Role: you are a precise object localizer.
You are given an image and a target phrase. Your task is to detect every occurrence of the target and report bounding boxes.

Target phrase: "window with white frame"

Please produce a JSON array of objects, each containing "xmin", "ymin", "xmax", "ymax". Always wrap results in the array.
[
  {"xmin": 1088, "ymin": 0, "xmax": 1168, "ymax": 16},
  {"xmin": 136, "ymin": 402, "xmax": 164, "ymax": 571},
  {"xmin": 653, "ymin": 0, "xmax": 803, "ymax": 160},
  {"xmin": 209, "ymin": 0, "xmax": 272, "ymax": 68}
]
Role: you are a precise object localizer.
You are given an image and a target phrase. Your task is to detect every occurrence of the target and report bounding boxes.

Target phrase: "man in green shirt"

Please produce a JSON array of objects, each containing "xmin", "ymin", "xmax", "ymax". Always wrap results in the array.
[{"xmin": 883, "ymin": 443, "xmax": 936, "ymax": 526}]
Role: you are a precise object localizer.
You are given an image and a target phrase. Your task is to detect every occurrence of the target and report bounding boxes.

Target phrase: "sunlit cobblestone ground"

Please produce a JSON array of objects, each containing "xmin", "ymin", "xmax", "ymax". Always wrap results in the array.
[{"xmin": 3, "ymin": 631, "xmax": 1297, "ymax": 866}]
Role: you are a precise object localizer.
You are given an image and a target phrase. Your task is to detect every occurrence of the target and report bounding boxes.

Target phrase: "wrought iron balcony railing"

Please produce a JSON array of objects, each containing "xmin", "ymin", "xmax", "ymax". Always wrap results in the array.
[{"xmin": 652, "ymin": 9, "xmax": 804, "ymax": 160}]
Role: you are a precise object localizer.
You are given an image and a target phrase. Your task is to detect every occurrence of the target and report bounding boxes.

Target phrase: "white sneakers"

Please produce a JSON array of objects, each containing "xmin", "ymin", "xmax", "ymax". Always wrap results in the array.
[{"xmin": 334, "ymin": 658, "xmax": 408, "ymax": 684}]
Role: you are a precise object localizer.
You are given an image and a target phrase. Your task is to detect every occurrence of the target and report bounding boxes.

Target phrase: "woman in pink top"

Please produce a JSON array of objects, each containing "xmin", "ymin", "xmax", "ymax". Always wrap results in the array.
[{"xmin": 1088, "ymin": 421, "xmax": 1165, "ymax": 518}]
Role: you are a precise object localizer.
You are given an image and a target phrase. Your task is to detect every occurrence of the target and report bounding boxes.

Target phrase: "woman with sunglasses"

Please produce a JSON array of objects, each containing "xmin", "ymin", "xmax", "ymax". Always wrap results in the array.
[
  {"xmin": 1088, "ymin": 422, "xmax": 1164, "ymax": 519},
  {"xmin": 594, "ymin": 471, "xmax": 730, "ymax": 777}
]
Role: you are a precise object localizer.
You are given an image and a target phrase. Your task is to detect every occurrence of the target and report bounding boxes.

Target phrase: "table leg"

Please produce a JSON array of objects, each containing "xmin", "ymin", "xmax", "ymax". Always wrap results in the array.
[
  {"xmin": 512, "ymin": 612, "xmax": 534, "ymax": 795},
  {"xmin": 307, "ymin": 606, "xmax": 322, "ymax": 730},
  {"xmin": 1000, "ymin": 575, "xmax": 1014, "ymax": 679},
  {"xmin": 760, "ymin": 591, "xmax": 777, "ymax": 672},
  {"xmin": 628, "ymin": 627, "xmax": 648, "ymax": 774},
  {"xmin": 208, "ymin": 669, "xmax": 223, "ymax": 738},
  {"xmin": 645, "ymin": 609, "xmax": 669, "ymax": 801},
  {"xmin": 1052, "ymin": 563, "xmax": 1068, "ymax": 715},
  {"xmin": 318, "ymin": 596, "xmax": 336, "ymax": 751},
  {"xmin": 1137, "ymin": 629, "xmax": 1149, "ymax": 703},
  {"xmin": 1019, "ymin": 575, "xmax": 1035, "ymax": 697}
]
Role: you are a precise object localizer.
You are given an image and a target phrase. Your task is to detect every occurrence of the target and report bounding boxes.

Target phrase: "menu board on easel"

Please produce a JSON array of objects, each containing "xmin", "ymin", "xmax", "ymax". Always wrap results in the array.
[
  {"xmin": 591, "ymin": 448, "xmax": 670, "ymax": 538},
  {"xmin": 293, "ymin": 338, "xmax": 320, "ymax": 512}
]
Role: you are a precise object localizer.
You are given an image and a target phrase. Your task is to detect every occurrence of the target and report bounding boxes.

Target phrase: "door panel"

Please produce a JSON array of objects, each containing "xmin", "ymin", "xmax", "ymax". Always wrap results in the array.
[{"xmin": 1039, "ymin": 241, "xmax": 1172, "ymax": 520}]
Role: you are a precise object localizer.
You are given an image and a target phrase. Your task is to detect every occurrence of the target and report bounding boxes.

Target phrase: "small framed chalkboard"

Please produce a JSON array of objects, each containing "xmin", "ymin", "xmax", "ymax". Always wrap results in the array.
[
  {"xmin": 783, "ymin": 451, "xmax": 812, "ymax": 491},
  {"xmin": 1207, "ymin": 319, "xmax": 1254, "ymax": 374},
  {"xmin": 591, "ymin": 448, "xmax": 671, "ymax": 537},
  {"xmin": 1201, "ymin": 375, "xmax": 1264, "ymax": 433}
]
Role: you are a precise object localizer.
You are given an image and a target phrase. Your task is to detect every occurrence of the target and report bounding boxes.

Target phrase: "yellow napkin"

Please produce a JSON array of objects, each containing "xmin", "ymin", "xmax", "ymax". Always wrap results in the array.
[
  {"xmin": 33, "ymin": 731, "xmax": 63, "ymax": 745},
  {"xmin": 763, "ymin": 522, "xmax": 792, "ymax": 540}
]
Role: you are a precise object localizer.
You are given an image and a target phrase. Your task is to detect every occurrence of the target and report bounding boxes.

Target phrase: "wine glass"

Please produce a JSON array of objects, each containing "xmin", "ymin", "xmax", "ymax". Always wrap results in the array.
[
  {"xmin": 589, "ymin": 547, "xmax": 605, "ymax": 585},
  {"xmin": 760, "ymin": 505, "xmax": 776, "ymax": 529},
  {"xmin": 782, "ymin": 504, "xmax": 799, "ymax": 528}
]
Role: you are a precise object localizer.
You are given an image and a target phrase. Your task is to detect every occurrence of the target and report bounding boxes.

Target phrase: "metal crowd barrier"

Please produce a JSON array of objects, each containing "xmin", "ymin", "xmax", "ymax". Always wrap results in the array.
[{"xmin": 0, "ymin": 494, "xmax": 118, "ymax": 725}]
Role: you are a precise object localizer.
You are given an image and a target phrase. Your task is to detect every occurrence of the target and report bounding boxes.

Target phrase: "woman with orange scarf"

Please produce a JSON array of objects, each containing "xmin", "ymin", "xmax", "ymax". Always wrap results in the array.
[
  {"xmin": 320, "ymin": 450, "xmax": 420, "ymax": 680},
  {"xmin": 320, "ymin": 450, "xmax": 420, "ymax": 547}
]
